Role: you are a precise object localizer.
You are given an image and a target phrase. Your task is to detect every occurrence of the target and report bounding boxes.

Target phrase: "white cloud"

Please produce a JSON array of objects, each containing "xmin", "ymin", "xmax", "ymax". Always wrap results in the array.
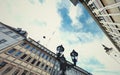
[
  {"xmin": 69, "ymin": 3, "xmax": 83, "ymax": 30},
  {"xmin": 56, "ymin": 29, "xmax": 120, "ymax": 74},
  {"xmin": 75, "ymin": 36, "xmax": 120, "ymax": 74},
  {"xmin": 0, "ymin": 0, "xmax": 61, "ymax": 40}
]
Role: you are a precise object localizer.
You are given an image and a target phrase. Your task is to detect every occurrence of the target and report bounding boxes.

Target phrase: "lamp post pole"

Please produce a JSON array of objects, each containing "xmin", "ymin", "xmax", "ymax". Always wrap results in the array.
[
  {"xmin": 56, "ymin": 45, "xmax": 66, "ymax": 75},
  {"xmin": 70, "ymin": 50, "xmax": 78, "ymax": 66},
  {"xmin": 56, "ymin": 45, "xmax": 64, "ymax": 58},
  {"xmin": 56, "ymin": 46, "xmax": 79, "ymax": 75}
]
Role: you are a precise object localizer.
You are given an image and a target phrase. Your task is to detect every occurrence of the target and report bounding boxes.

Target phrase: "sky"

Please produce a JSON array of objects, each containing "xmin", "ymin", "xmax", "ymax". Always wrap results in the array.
[{"xmin": 0, "ymin": 0, "xmax": 120, "ymax": 75}]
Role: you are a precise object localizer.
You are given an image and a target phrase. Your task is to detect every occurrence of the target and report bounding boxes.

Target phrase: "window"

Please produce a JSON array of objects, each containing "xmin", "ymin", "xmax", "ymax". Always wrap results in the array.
[
  {"xmin": 45, "ymin": 65, "xmax": 48, "ymax": 70},
  {"xmin": 45, "ymin": 55, "xmax": 48, "ymax": 60},
  {"xmin": 21, "ymin": 70, "xmax": 28, "ymax": 75},
  {"xmin": 8, "ymin": 48, "xmax": 16, "ymax": 54},
  {"xmin": 12, "ymin": 35, "xmax": 20, "ymax": 39},
  {"xmin": 36, "ymin": 61, "xmax": 41, "ymax": 66},
  {"xmin": 51, "ymin": 59, "xmax": 54, "ymax": 64},
  {"xmin": 49, "ymin": 67, "xmax": 52, "ymax": 72},
  {"xmin": 29, "ymin": 72, "xmax": 34, "ymax": 75},
  {"xmin": 12, "ymin": 69, "xmax": 20, "ymax": 75},
  {"xmin": 20, "ymin": 54, "xmax": 27, "ymax": 59},
  {"xmin": 115, "ymin": 25, "xmax": 119, "ymax": 28},
  {"xmin": 31, "ymin": 59, "xmax": 37, "ymax": 64},
  {"xmin": 25, "ymin": 45, "xmax": 31, "ymax": 49},
  {"xmin": 0, "ymin": 26, "xmax": 6, "ymax": 30},
  {"xmin": 0, "ymin": 61, "xmax": 7, "ymax": 69},
  {"xmin": 21, "ymin": 42, "xmax": 27, "ymax": 47},
  {"xmin": 41, "ymin": 53, "xmax": 45, "ymax": 58},
  {"xmin": 26, "ymin": 57, "xmax": 32, "ymax": 62},
  {"xmin": 49, "ymin": 57, "xmax": 52, "ymax": 62},
  {"xmin": 2, "ymin": 66, "xmax": 13, "ymax": 75},
  {"xmin": 29, "ymin": 47, "xmax": 34, "ymax": 52},
  {"xmin": 36, "ymin": 51, "xmax": 41, "ymax": 56},
  {"xmin": 15, "ymin": 51, "xmax": 22, "ymax": 56},
  {"xmin": 30, "ymin": 47, "xmax": 37, "ymax": 53},
  {"xmin": 118, "ymin": 30, "xmax": 120, "ymax": 33},
  {"xmin": 41, "ymin": 63, "xmax": 44, "ymax": 68},
  {"xmin": 0, "ymin": 39, "xmax": 7, "ymax": 44},
  {"xmin": 33, "ymin": 49, "xmax": 37, "ymax": 53},
  {"xmin": 4, "ymin": 31, "xmax": 13, "ymax": 35},
  {"xmin": 109, "ymin": 28, "xmax": 113, "ymax": 32}
]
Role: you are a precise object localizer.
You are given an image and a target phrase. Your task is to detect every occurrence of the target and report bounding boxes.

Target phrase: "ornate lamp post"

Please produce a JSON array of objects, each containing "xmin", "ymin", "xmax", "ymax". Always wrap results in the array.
[
  {"xmin": 70, "ymin": 50, "xmax": 78, "ymax": 66},
  {"xmin": 56, "ymin": 45, "xmax": 66, "ymax": 75},
  {"xmin": 56, "ymin": 46, "xmax": 79, "ymax": 75},
  {"xmin": 56, "ymin": 45, "xmax": 64, "ymax": 58}
]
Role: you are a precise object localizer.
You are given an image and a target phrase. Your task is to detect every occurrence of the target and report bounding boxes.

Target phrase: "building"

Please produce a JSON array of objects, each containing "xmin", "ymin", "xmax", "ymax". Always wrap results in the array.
[
  {"xmin": 70, "ymin": 0, "xmax": 120, "ymax": 51},
  {"xmin": 0, "ymin": 22, "xmax": 92, "ymax": 75},
  {"xmin": 0, "ymin": 22, "xmax": 59, "ymax": 75},
  {"xmin": 70, "ymin": 0, "xmax": 120, "ymax": 64}
]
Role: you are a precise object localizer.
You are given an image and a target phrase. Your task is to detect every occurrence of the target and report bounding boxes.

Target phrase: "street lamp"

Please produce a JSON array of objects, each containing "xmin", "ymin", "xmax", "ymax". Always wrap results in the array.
[
  {"xmin": 70, "ymin": 50, "xmax": 78, "ymax": 66},
  {"xmin": 56, "ymin": 45, "xmax": 66, "ymax": 75},
  {"xmin": 56, "ymin": 45, "xmax": 64, "ymax": 58}
]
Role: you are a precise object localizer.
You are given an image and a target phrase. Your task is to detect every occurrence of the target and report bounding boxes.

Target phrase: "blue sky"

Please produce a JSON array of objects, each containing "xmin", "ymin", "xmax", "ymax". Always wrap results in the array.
[{"xmin": 0, "ymin": 0, "xmax": 120, "ymax": 75}]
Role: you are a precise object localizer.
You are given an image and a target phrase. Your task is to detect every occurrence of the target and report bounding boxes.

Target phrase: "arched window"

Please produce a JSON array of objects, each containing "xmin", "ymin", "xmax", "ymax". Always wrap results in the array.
[
  {"xmin": 7, "ymin": 48, "xmax": 16, "ymax": 54},
  {"xmin": 0, "ymin": 61, "xmax": 7, "ymax": 69},
  {"xmin": 2, "ymin": 66, "xmax": 13, "ymax": 75},
  {"xmin": 12, "ymin": 69, "xmax": 20, "ymax": 75}
]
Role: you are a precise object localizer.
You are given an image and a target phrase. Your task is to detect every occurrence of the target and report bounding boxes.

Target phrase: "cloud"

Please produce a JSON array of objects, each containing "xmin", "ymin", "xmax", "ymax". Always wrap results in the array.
[
  {"xmin": 0, "ymin": 0, "xmax": 62, "ymax": 39},
  {"xmin": 0, "ymin": 0, "xmax": 120, "ymax": 75},
  {"xmin": 57, "ymin": 1, "xmax": 103, "ymax": 44},
  {"xmin": 69, "ymin": 3, "xmax": 84, "ymax": 30},
  {"xmin": 75, "ymin": 36, "xmax": 120, "ymax": 74},
  {"xmin": 57, "ymin": 1, "xmax": 84, "ymax": 32},
  {"xmin": 38, "ymin": 0, "xmax": 45, "ymax": 4},
  {"xmin": 58, "ymin": 7, "xmax": 73, "ymax": 32},
  {"xmin": 28, "ymin": 0, "xmax": 45, "ymax": 5},
  {"xmin": 28, "ymin": 0, "xmax": 35, "ymax": 5},
  {"xmin": 94, "ymin": 70, "xmax": 120, "ymax": 75}
]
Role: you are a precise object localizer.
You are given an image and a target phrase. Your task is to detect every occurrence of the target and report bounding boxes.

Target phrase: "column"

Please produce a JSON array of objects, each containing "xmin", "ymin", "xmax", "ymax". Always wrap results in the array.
[
  {"xmin": 6, "ymin": 67, "xmax": 17, "ymax": 75},
  {"xmin": 87, "ymin": 0, "xmax": 95, "ymax": 5},
  {"xmin": 97, "ymin": 2, "xmax": 120, "ymax": 11},
  {"xmin": 0, "ymin": 64, "xmax": 10, "ymax": 75},
  {"xmin": 98, "ymin": 13, "xmax": 120, "ymax": 17},
  {"xmin": 108, "ymin": 32, "xmax": 120, "ymax": 37},
  {"xmin": 17, "ymin": 69, "xmax": 24, "ymax": 75},
  {"xmin": 100, "ymin": 21, "xmax": 120, "ymax": 26}
]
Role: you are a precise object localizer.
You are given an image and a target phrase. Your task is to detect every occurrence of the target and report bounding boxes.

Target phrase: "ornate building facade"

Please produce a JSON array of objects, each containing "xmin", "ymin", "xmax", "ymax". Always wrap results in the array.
[
  {"xmin": 70, "ymin": 0, "xmax": 120, "ymax": 64},
  {"xmin": 0, "ymin": 22, "xmax": 91, "ymax": 75},
  {"xmin": 70, "ymin": 0, "xmax": 120, "ymax": 51}
]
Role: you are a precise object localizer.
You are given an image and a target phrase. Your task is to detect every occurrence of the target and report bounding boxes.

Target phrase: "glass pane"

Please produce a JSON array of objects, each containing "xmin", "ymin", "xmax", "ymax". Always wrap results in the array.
[
  {"xmin": 29, "ymin": 72, "xmax": 34, "ymax": 75},
  {"xmin": 0, "ymin": 61, "xmax": 7, "ymax": 69},
  {"xmin": 29, "ymin": 47, "xmax": 35, "ymax": 52},
  {"xmin": 45, "ymin": 55, "xmax": 48, "ymax": 60},
  {"xmin": 20, "ymin": 54, "xmax": 27, "ymax": 59},
  {"xmin": 15, "ymin": 51, "xmax": 22, "ymax": 56},
  {"xmin": 26, "ymin": 57, "xmax": 32, "ymax": 62},
  {"xmin": 12, "ymin": 69, "xmax": 20, "ymax": 75},
  {"xmin": 8, "ymin": 49, "xmax": 16, "ymax": 54},
  {"xmin": 36, "ymin": 61, "xmax": 41, "ymax": 66},
  {"xmin": 31, "ymin": 59, "xmax": 37, "ymax": 64},
  {"xmin": 2, "ymin": 67, "xmax": 13, "ymax": 75},
  {"xmin": 45, "ymin": 65, "xmax": 48, "ymax": 70},
  {"xmin": 21, "ymin": 42, "xmax": 27, "ymax": 46},
  {"xmin": 25, "ymin": 45, "xmax": 30, "ymax": 49},
  {"xmin": 21, "ymin": 70, "xmax": 28, "ymax": 75}
]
